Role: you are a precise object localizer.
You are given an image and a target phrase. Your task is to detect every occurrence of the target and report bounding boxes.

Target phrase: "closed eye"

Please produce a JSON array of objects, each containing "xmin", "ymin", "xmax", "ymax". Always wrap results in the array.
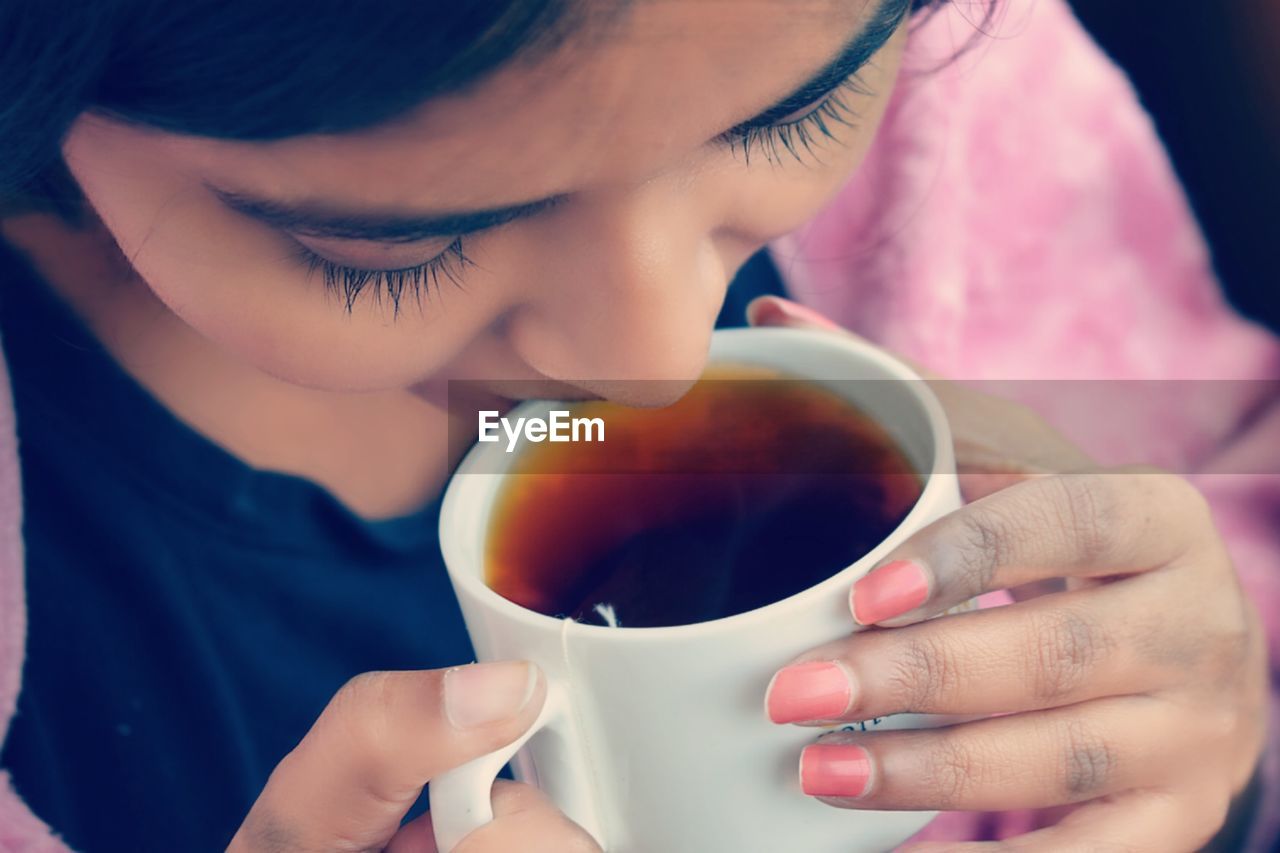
[
  {"xmin": 718, "ymin": 71, "xmax": 870, "ymax": 165},
  {"xmin": 292, "ymin": 236, "xmax": 473, "ymax": 315}
]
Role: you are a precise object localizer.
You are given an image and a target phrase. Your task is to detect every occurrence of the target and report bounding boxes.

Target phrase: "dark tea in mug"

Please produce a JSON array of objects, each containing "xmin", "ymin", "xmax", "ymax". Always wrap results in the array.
[{"xmin": 484, "ymin": 367, "xmax": 922, "ymax": 628}]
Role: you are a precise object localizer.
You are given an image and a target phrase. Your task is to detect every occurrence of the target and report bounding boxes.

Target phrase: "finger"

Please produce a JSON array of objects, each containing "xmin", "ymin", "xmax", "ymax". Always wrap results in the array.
[
  {"xmin": 745, "ymin": 296, "xmax": 938, "ymax": 382},
  {"xmin": 454, "ymin": 781, "xmax": 602, "ymax": 853},
  {"xmin": 229, "ymin": 662, "xmax": 544, "ymax": 853},
  {"xmin": 745, "ymin": 295, "xmax": 1096, "ymax": 501},
  {"xmin": 386, "ymin": 810, "xmax": 439, "ymax": 853},
  {"xmin": 768, "ymin": 580, "xmax": 1200, "ymax": 723},
  {"xmin": 746, "ymin": 295, "xmax": 855, "ymax": 338},
  {"xmin": 800, "ymin": 696, "xmax": 1181, "ymax": 812},
  {"xmin": 936, "ymin": 384, "xmax": 1095, "ymax": 501},
  {"xmin": 849, "ymin": 469, "xmax": 1217, "ymax": 627},
  {"xmin": 386, "ymin": 782, "xmax": 602, "ymax": 853},
  {"xmin": 901, "ymin": 788, "xmax": 1227, "ymax": 853}
]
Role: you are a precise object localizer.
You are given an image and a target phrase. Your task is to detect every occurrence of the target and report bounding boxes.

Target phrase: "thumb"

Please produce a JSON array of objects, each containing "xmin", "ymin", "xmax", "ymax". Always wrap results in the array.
[{"xmin": 230, "ymin": 662, "xmax": 544, "ymax": 853}]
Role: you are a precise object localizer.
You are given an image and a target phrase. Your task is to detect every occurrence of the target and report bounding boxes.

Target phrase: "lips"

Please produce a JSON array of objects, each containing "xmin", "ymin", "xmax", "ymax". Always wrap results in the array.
[{"xmin": 409, "ymin": 375, "xmax": 603, "ymax": 412}]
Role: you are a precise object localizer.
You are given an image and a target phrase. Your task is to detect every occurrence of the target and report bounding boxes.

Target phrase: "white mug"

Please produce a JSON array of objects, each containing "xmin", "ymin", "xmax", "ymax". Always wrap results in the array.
[{"xmin": 431, "ymin": 327, "xmax": 963, "ymax": 853}]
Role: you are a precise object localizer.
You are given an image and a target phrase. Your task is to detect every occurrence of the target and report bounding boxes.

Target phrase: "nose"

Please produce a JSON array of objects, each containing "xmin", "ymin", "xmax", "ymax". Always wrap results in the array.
[{"xmin": 504, "ymin": 183, "xmax": 727, "ymax": 407}]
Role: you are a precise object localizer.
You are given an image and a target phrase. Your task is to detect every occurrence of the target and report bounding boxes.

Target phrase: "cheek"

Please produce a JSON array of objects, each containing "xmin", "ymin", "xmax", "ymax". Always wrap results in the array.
[
  {"xmin": 718, "ymin": 147, "xmax": 866, "ymax": 246},
  {"xmin": 133, "ymin": 244, "xmax": 447, "ymax": 392},
  {"xmin": 123, "ymin": 218, "xmax": 469, "ymax": 392}
]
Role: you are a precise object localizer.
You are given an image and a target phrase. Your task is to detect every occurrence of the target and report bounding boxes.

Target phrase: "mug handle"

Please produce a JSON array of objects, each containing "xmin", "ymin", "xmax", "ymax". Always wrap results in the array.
[{"xmin": 430, "ymin": 681, "xmax": 571, "ymax": 852}]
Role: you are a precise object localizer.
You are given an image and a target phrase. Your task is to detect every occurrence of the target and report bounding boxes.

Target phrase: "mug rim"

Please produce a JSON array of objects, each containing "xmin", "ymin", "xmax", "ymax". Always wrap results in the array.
[{"xmin": 438, "ymin": 326, "xmax": 956, "ymax": 641}]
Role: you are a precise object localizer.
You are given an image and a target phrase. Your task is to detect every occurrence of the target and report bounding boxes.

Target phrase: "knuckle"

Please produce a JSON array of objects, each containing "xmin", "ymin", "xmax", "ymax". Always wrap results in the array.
[
  {"xmin": 922, "ymin": 733, "xmax": 981, "ymax": 808},
  {"xmin": 1039, "ymin": 475, "xmax": 1111, "ymax": 566},
  {"xmin": 1154, "ymin": 470, "xmax": 1212, "ymax": 523},
  {"xmin": 456, "ymin": 789, "xmax": 601, "ymax": 853},
  {"xmin": 235, "ymin": 802, "xmax": 381, "ymax": 853},
  {"xmin": 1059, "ymin": 718, "xmax": 1116, "ymax": 798},
  {"xmin": 1131, "ymin": 468, "xmax": 1215, "ymax": 544},
  {"xmin": 1082, "ymin": 842, "xmax": 1142, "ymax": 853},
  {"xmin": 1027, "ymin": 608, "xmax": 1110, "ymax": 703},
  {"xmin": 1196, "ymin": 702, "xmax": 1243, "ymax": 747},
  {"xmin": 1202, "ymin": 608, "xmax": 1256, "ymax": 684},
  {"xmin": 1194, "ymin": 787, "xmax": 1234, "ymax": 849},
  {"xmin": 331, "ymin": 670, "xmax": 390, "ymax": 711},
  {"xmin": 231, "ymin": 809, "xmax": 300, "ymax": 853},
  {"xmin": 322, "ymin": 671, "xmax": 400, "ymax": 765},
  {"xmin": 554, "ymin": 829, "xmax": 603, "ymax": 853},
  {"xmin": 949, "ymin": 506, "xmax": 1012, "ymax": 593},
  {"xmin": 490, "ymin": 779, "xmax": 550, "ymax": 814},
  {"xmin": 887, "ymin": 634, "xmax": 962, "ymax": 712},
  {"xmin": 565, "ymin": 832, "xmax": 602, "ymax": 853}
]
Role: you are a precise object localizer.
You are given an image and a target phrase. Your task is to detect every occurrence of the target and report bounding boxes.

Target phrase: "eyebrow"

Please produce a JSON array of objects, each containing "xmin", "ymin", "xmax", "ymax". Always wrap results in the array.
[
  {"xmin": 210, "ymin": 0, "xmax": 910, "ymax": 245},
  {"xmin": 210, "ymin": 186, "xmax": 568, "ymax": 243}
]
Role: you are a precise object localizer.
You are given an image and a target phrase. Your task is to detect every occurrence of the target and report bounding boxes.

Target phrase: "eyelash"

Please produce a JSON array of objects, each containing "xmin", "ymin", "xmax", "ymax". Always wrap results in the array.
[
  {"xmin": 299, "ymin": 237, "xmax": 472, "ymax": 316},
  {"xmin": 723, "ymin": 72, "xmax": 871, "ymax": 167}
]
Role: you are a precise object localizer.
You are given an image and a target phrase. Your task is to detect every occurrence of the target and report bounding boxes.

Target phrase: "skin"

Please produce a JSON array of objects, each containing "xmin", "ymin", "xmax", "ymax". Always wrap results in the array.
[
  {"xmin": 5, "ymin": 0, "xmax": 903, "ymax": 518},
  {"xmin": 0, "ymin": 0, "xmax": 1266, "ymax": 850},
  {"xmin": 754, "ymin": 299, "xmax": 1268, "ymax": 852}
]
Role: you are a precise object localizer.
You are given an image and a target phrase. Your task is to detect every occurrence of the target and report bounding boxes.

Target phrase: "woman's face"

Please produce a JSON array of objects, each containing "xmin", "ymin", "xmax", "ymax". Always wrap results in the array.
[{"xmin": 62, "ymin": 0, "xmax": 908, "ymax": 406}]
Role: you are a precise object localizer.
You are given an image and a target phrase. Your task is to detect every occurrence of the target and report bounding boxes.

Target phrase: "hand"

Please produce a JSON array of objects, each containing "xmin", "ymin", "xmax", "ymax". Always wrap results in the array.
[
  {"xmin": 227, "ymin": 662, "xmax": 600, "ymax": 853},
  {"xmin": 750, "ymin": 297, "xmax": 1269, "ymax": 851}
]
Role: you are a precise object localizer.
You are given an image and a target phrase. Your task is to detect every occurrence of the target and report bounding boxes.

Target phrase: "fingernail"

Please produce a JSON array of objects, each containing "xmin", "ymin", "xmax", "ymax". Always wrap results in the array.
[
  {"xmin": 800, "ymin": 743, "xmax": 873, "ymax": 798},
  {"xmin": 766, "ymin": 661, "xmax": 855, "ymax": 724},
  {"xmin": 746, "ymin": 296, "xmax": 843, "ymax": 331},
  {"xmin": 443, "ymin": 661, "xmax": 537, "ymax": 729},
  {"xmin": 851, "ymin": 559, "xmax": 930, "ymax": 625}
]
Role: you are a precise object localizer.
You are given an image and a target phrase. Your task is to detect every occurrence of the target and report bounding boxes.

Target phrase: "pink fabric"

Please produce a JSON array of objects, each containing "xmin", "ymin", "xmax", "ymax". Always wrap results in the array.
[
  {"xmin": 771, "ymin": 0, "xmax": 1280, "ymax": 848},
  {"xmin": 0, "ymin": 329, "xmax": 64, "ymax": 850},
  {"xmin": 0, "ymin": 0, "xmax": 1276, "ymax": 848}
]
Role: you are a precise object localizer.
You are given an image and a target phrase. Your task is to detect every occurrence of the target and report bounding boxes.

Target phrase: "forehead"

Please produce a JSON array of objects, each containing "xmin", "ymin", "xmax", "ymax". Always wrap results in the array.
[{"xmin": 155, "ymin": 0, "xmax": 871, "ymax": 208}]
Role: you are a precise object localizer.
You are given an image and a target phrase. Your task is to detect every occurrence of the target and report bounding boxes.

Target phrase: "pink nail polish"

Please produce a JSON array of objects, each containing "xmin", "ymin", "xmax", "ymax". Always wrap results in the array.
[
  {"xmin": 851, "ymin": 560, "xmax": 930, "ymax": 625},
  {"xmin": 766, "ymin": 661, "xmax": 854, "ymax": 724},
  {"xmin": 800, "ymin": 743, "xmax": 873, "ymax": 798}
]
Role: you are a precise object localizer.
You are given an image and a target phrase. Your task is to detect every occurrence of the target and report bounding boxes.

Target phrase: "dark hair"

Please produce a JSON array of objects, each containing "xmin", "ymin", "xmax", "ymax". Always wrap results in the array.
[{"xmin": 0, "ymin": 0, "xmax": 947, "ymax": 212}]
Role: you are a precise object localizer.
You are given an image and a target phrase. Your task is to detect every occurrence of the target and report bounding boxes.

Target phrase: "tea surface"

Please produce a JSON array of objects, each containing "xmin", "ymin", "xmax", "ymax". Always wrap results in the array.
[{"xmin": 485, "ymin": 368, "xmax": 922, "ymax": 628}]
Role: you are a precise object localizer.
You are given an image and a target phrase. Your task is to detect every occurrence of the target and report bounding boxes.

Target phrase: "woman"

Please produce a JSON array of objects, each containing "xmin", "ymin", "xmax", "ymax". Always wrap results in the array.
[{"xmin": 0, "ymin": 0, "xmax": 1275, "ymax": 850}]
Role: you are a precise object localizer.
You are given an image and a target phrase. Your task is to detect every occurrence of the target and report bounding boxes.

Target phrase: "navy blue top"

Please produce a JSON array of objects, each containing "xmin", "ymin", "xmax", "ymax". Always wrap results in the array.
[{"xmin": 0, "ymin": 241, "xmax": 783, "ymax": 852}]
